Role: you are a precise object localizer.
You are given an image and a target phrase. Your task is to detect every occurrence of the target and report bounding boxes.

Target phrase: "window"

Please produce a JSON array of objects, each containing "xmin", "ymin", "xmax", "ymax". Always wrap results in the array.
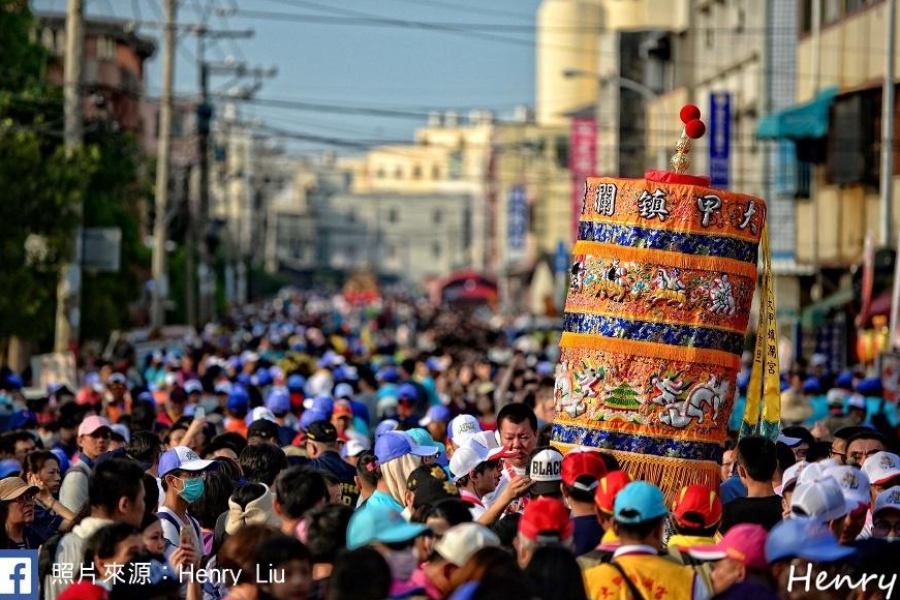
[
  {"xmin": 388, "ymin": 208, "xmax": 399, "ymax": 223},
  {"xmin": 432, "ymin": 243, "xmax": 442, "ymax": 259},
  {"xmin": 376, "ymin": 167, "xmax": 386, "ymax": 179},
  {"xmin": 799, "ymin": 0, "xmax": 813, "ymax": 35},
  {"xmin": 826, "ymin": 91, "xmax": 879, "ymax": 185},
  {"xmin": 433, "ymin": 209, "xmax": 442, "ymax": 225},
  {"xmin": 97, "ymin": 36, "xmax": 116, "ymax": 61},
  {"xmin": 412, "ymin": 165, "xmax": 422, "ymax": 179},
  {"xmin": 432, "ymin": 165, "xmax": 441, "ymax": 179},
  {"xmin": 394, "ymin": 166, "xmax": 403, "ymax": 179}
]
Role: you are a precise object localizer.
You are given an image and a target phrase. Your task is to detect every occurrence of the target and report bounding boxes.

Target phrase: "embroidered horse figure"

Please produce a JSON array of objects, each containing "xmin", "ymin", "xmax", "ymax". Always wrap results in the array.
[{"xmin": 681, "ymin": 375, "xmax": 728, "ymax": 424}]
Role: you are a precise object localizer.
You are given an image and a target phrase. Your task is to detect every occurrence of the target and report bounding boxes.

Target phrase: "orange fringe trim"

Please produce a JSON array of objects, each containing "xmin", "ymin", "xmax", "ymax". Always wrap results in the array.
[
  {"xmin": 572, "ymin": 241, "xmax": 759, "ymax": 279},
  {"xmin": 552, "ymin": 442, "xmax": 720, "ymax": 503},
  {"xmin": 559, "ymin": 332, "xmax": 741, "ymax": 369}
]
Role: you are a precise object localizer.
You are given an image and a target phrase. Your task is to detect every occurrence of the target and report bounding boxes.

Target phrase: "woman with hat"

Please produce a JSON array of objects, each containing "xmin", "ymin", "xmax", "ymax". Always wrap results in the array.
[{"xmin": 0, "ymin": 476, "xmax": 44, "ymax": 549}]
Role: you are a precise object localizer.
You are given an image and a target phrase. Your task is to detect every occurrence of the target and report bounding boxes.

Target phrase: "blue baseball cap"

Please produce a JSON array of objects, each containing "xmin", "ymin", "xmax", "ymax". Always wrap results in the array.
[
  {"xmin": 857, "ymin": 377, "xmax": 883, "ymax": 397},
  {"xmin": 334, "ymin": 383, "xmax": 354, "ymax": 400},
  {"xmin": 802, "ymin": 376, "xmax": 822, "ymax": 395},
  {"xmin": 0, "ymin": 459, "xmax": 22, "ymax": 479},
  {"xmin": 10, "ymin": 409, "xmax": 37, "ymax": 431},
  {"xmin": 835, "ymin": 371, "xmax": 854, "ymax": 389},
  {"xmin": 375, "ymin": 419, "xmax": 399, "ymax": 439},
  {"xmin": 287, "ymin": 374, "xmax": 306, "ymax": 392},
  {"xmin": 265, "ymin": 387, "xmax": 291, "ymax": 415},
  {"xmin": 398, "ymin": 383, "xmax": 418, "ymax": 401},
  {"xmin": 375, "ymin": 432, "xmax": 439, "ymax": 465},
  {"xmin": 613, "ymin": 481, "xmax": 668, "ymax": 524},
  {"xmin": 346, "ymin": 504, "xmax": 429, "ymax": 550},
  {"xmin": 299, "ymin": 409, "xmax": 328, "ymax": 432},
  {"xmin": 376, "ymin": 367, "xmax": 399, "ymax": 384},
  {"xmin": 158, "ymin": 446, "xmax": 218, "ymax": 478},
  {"xmin": 2, "ymin": 374, "xmax": 23, "ymax": 390},
  {"xmin": 227, "ymin": 387, "xmax": 250, "ymax": 413},
  {"xmin": 419, "ymin": 405, "xmax": 451, "ymax": 427},
  {"xmin": 765, "ymin": 517, "xmax": 856, "ymax": 564},
  {"xmin": 236, "ymin": 373, "xmax": 252, "ymax": 387},
  {"xmin": 310, "ymin": 395, "xmax": 334, "ymax": 415},
  {"xmin": 253, "ymin": 369, "xmax": 273, "ymax": 388}
]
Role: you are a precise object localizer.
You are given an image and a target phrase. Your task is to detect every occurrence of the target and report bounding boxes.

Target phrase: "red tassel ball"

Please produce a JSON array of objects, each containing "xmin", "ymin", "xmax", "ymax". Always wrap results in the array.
[
  {"xmin": 685, "ymin": 119, "xmax": 706, "ymax": 139},
  {"xmin": 680, "ymin": 104, "xmax": 701, "ymax": 124}
]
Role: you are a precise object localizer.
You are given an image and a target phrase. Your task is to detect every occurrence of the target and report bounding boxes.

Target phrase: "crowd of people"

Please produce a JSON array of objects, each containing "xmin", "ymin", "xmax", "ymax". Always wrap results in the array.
[{"xmin": 0, "ymin": 293, "xmax": 898, "ymax": 600}]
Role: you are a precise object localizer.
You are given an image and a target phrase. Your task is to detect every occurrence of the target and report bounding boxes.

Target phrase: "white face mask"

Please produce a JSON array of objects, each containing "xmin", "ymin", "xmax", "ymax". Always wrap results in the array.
[{"xmin": 384, "ymin": 547, "xmax": 417, "ymax": 581}]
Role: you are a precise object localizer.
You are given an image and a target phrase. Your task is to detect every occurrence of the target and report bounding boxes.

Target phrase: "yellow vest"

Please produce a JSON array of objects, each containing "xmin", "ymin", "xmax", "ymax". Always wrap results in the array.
[
  {"xmin": 666, "ymin": 533, "xmax": 721, "ymax": 551},
  {"xmin": 583, "ymin": 554, "xmax": 696, "ymax": 600}
]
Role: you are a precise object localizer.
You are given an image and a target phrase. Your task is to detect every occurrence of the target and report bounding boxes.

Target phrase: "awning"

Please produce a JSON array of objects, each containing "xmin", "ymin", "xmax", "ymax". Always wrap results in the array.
[
  {"xmin": 757, "ymin": 86, "xmax": 839, "ymax": 140},
  {"xmin": 800, "ymin": 285, "xmax": 855, "ymax": 328}
]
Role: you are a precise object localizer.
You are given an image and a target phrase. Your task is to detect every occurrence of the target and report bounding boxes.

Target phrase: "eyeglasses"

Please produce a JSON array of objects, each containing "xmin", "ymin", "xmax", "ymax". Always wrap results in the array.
[
  {"xmin": 830, "ymin": 448, "xmax": 846, "ymax": 460},
  {"xmin": 873, "ymin": 520, "xmax": 900, "ymax": 536},
  {"xmin": 88, "ymin": 431, "xmax": 112, "ymax": 440}
]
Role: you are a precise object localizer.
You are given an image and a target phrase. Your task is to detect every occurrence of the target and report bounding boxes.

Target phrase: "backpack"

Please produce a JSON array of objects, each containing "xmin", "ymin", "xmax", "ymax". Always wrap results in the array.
[{"xmin": 38, "ymin": 532, "xmax": 65, "ymax": 600}]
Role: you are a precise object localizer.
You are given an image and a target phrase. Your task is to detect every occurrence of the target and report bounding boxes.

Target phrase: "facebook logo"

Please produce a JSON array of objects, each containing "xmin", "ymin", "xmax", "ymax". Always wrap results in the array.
[{"xmin": 0, "ymin": 550, "xmax": 38, "ymax": 600}]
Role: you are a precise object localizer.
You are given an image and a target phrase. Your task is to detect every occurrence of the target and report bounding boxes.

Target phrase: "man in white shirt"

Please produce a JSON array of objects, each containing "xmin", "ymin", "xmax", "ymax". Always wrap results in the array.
[
  {"xmin": 450, "ymin": 432, "xmax": 530, "ymax": 524},
  {"xmin": 484, "ymin": 404, "xmax": 538, "ymax": 512}
]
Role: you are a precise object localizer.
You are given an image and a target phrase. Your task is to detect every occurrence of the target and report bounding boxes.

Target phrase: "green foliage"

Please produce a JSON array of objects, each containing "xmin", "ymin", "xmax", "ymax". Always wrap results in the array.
[
  {"xmin": 0, "ymin": 2, "xmax": 151, "ymax": 346},
  {"xmin": 80, "ymin": 128, "xmax": 153, "ymax": 341}
]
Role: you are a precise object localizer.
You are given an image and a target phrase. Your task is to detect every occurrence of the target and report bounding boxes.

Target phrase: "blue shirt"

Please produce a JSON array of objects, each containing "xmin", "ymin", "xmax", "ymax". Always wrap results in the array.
[
  {"xmin": 361, "ymin": 490, "xmax": 404, "ymax": 513},
  {"xmin": 30, "ymin": 503, "xmax": 64, "ymax": 543},
  {"xmin": 572, "ymin": 514, "xmax": 604, "ymax": 556},
  {"xmin": 306, "ymin": 451, "xmax": 360, "ymax": 506},
  {"xmin": 720, "ymin": 474, "xmax": 748, "ymax": 505}
]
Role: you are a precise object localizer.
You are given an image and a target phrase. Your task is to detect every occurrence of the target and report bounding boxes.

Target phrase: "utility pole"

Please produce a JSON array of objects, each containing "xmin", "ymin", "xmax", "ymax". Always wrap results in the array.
[
  {"xmin": 191, "ymin": 27, "xmax": 253, "ymax": 325},
  {"xmin": 54, "ymin": 0, "xmax": 84, "ymax": 353},
  {"xmin": 882, "ymin": 0, "xmax": 896, "ymax": 249},
  {"xmin": 151, "ymin": 0, "xmax": 177, "ymax": 330}
]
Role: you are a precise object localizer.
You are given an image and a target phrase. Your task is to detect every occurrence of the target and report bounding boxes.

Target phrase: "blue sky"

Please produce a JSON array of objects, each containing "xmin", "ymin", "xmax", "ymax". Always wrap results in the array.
[{"xmin": 34, "ymin": 0, "xmax": 545, "ymax": 153}]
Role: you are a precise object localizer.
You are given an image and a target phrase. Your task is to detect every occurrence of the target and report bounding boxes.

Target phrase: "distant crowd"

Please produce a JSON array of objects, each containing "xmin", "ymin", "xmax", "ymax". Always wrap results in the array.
[{"xmin": 0, "ymin": 293, "xmax": 898, "ymax": 600}]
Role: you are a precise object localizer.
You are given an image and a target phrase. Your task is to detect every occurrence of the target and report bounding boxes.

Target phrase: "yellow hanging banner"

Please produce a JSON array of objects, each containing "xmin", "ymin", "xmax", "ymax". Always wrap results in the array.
[{"xmin": 741, "ymin": 225, "xmax": 781, "ymax": 440}]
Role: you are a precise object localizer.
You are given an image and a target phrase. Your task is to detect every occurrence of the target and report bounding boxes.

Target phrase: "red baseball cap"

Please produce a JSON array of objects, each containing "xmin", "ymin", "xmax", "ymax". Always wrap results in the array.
[
  {"xmin": 518, "ymin": 497, "xmax": 574, "ymax": 543},
  {"xmin": 561, "ymin": 450, "xmax": 608, "ymax": 493},
  {"xmin": 688, "ymin": 523, "xmax": 768, "ymax": 570},
  {"xmin": 671, "ymin": 484, "xmax": 723, "ymax": 529},
  {"xmin": 594, "ymin": 470, "xmax": 632, "ymax": 514}
]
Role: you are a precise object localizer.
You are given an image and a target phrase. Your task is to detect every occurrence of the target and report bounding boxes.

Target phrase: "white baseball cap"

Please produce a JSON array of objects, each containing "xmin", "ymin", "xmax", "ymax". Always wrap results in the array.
[
  {"xmin": 873, "ymin": 487, "xmax": 900, "ymax": 517},
  {"xmin": 823, "ymin": 465, "xmax": 870, "ymax": 510},
  {"xmin": 797, "ymin": 459, "xmax": 840, "ymax": 486},
  {"xmin": 847, "ymin": 394, "xmax": 866, "ymax": 410},
  {"xmin": 791, "ymin": 476, "xmax": 856, "ymax": 521},
  {"xmin": 862, "ymin": 451, "xmax": 900, "ymax": 485},
  {"xmin": 778, "ymin": 461, "xmax": 809, "ymax": 495},
  {"xmin": 450, "ymin": 445, "xmax": 491, "ymax": 482},
  {"xmin": 184, "ymin": 380, "xmax": 203, "ymax": 395},
  {"xmin": 448, "ymin": 414, "xmax": 481, "ymax": 446},
  {"xmin": 433, "ymin": 523, "xmax": 500, "ymax": 567}
]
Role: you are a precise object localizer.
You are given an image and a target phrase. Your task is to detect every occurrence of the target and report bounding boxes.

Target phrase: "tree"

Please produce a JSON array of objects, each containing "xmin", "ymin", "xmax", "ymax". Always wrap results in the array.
[{"xmin": 0, "ymin": 2, "xmax": 98, "ymax": 346}]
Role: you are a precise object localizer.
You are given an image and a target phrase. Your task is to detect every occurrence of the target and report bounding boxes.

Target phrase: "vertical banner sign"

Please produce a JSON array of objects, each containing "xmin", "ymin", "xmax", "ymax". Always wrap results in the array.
[
  {"xmin": 507, "ymin": 186, "xmax": 528, "ymax": 266},
  {"xmin": 709, "ymin": 92, "xmax": 731, "ymax": 189},
  {"xmin": 570, "ymin": 116, "xmax": 597, "ymax": 242}
]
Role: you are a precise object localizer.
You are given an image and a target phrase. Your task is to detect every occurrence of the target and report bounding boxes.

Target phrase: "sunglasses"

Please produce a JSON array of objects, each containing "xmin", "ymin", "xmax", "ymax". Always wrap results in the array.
[{"xmin": 88, "ymin": 431, "xmax": 112, "ymax": 440}]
